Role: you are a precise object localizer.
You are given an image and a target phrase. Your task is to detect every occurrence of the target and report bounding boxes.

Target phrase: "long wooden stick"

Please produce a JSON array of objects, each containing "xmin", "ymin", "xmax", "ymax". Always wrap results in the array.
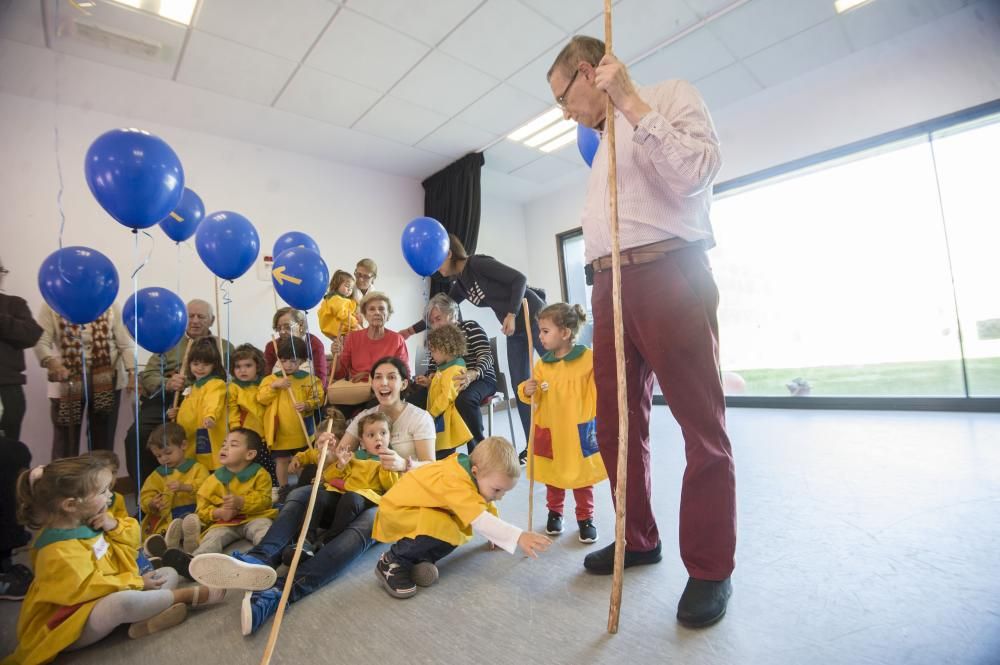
[
  {"xmin": 171, "ymin": 338, "xmax": 192, "ymax": 411},
  {"xmin": 325, "ymin": 321, "xmax": 346, "ymax": 395},
  {"xmin": 521, "ymin": 298, "xmax": 535, "ymax": 533},
  {"xmin": 259, "ymin": 418, "xmax": 333, "ymax": 665},
  {"xmin": 213, "ymin": 276, "xmax": 224, "ymax": 359},
  {"xmin": 605, "ymin": 0, "xmax": 630, "ymax": 635},
  {"xmin": 269, "ymin": 334, "xmax": 315, "ymax": 449},
  {"xmin": 300, "ymin": 316, "xmax": 323, "ymax": 433}
]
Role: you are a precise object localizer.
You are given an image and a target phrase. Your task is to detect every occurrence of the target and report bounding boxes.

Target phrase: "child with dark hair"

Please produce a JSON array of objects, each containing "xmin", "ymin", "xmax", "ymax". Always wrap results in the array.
[
  {"xmin": 162, "ymin": 428, "xmax": 277, "ymax": 579},
  {"xmin": 425, "ymin": 324, "xmax": 473, "ymax": 459},
  {"xmin": 167, "ymin": 337, "xmax": 234, "ymax": 470},
  {"xmin": 139, "ymin": 422, "xmax": 208, "ymax": 556},
  {"xmin": 229, "ymin": 343, "xmax": 279, "ymax": 491},
  {"xmin": 258, "ymin": 336, "xmax": 325, "ymax": 487}
]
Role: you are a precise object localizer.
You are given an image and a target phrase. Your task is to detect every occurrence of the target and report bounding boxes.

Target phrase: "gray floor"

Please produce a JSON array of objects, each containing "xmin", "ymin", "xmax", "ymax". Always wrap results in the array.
[{"xmin": 3, "ymin": 408, "xmax": 999, "ymax": 665}]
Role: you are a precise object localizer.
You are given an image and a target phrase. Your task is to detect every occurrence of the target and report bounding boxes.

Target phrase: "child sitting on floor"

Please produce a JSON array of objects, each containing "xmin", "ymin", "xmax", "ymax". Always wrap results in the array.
[
  {"xmin": 372, "ymin": 436, "xmax": 551, "ymax": 599},
  {"xmin": 425, "ymin": 324, "xmax": 473, "ymax": 459}
]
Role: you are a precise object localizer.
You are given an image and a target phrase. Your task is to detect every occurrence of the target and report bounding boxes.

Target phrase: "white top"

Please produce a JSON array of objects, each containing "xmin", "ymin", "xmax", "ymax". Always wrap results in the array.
[
  {"xmin": 346, "ymin": 402, "xmax": 435, "ymax": 462},
  {"xmin": 580, "ymin": 79, "xmax": 722, "ymax": 262},
  {"xmin": 471, "ymin": 511, "xmax": 522, "ymax": 554}
]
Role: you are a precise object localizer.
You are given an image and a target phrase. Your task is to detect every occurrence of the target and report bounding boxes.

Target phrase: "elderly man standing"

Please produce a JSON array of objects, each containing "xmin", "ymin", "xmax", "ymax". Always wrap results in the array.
[
  {"xmin": 547, "ymin": 36, "xmax": 736, "ymax": 628},
  {"xmin": 123, "ymin": 299, "xmax": 234, "ymax": 488}
]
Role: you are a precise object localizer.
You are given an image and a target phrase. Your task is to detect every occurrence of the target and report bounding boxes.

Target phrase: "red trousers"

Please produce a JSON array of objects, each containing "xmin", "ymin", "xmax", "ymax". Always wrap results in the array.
[
  {"xmin": 546, "ymin": 484, "xmax": 595, "ymax": 521},
  {"xmin": 592, "ymin": 247, "xmax": 736, "ymax": 581}
]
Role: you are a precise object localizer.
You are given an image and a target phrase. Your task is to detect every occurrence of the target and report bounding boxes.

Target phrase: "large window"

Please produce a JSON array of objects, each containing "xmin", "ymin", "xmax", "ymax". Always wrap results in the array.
[{"xmin": 557, "ymin": 104, "xmax": 1000, "ymax": 403}]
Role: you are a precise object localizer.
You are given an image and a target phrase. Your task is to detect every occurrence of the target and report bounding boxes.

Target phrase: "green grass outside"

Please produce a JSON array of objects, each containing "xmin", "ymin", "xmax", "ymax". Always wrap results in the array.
[{"xmin": 730, "ymin": 357, "xmax": 1000, "ymax": 397}]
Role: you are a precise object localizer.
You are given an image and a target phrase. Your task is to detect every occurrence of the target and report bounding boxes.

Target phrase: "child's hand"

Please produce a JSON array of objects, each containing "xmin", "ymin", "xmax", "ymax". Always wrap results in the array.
[
  {"xmin": 165, "ymin": 480, "xmax": 183, "ymax": 492},
  {"xmin": 221, "ymin": 494, "xmax": 244, "ymax": 511},
  {"xmin": 522, "ymin": 379, "xmax": 538, "ymax": 397},
  {"xmin": 165, "ymin": 372, "xmax": 186, "ymax": 392},
  {"xmin": 166, "ymin": 407, "xmax": 178, "ymax": 421},
  {"xmin": 148, "ymin": 496, "xmax": 163, "ymax": 512},
  {"xmin": 89, "ymin": 512, "xmax": 118, "ymax": 532},
  {"xmin": 272, "ymin": 378, "xmax": 291, "ymax": 390},
  {"xmin": 214, "ymin": 506, "xmax": 237, "ymax": 521},
  {"xmin": 335, "ymin": 445, "xmax": 353, "ymax": 468},
  {"xmin": 517, "ymin": 532, "xmax": 552, "ymax": 559},
  {"xmin": 293, "ymin": 401, "xmax": 306, "ymax": 413},
  {"xmin": 203, "ymin": 416, "xmax": 216, "ymax": 429},
  {"xmin": 142, "ymin": 570, "xmax": 167, "ymax": 590},
  {"xmin": 288, "ymin": 457, "xmax": 302, "ymax": 475}
]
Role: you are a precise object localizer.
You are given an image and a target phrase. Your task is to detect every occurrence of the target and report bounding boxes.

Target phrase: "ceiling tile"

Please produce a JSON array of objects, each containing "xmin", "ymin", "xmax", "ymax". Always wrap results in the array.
[
  {"xmin": 682, "ymin": 0, "xmax": 736, "ymax": 19},
  {"xmin": 43, "ymin": 0, "xmax": 187, "ymax": 80},
  {"xmin": 505, "ymin": 42, "xmax": 564, "ymax": 103},
  {"xmin": 548, "ymin": 135, "xmax": 587, "ymax": 165},
  {"xmin": 456, "ymin": 83, "xmax": 551, "ymax": 135},
  {"xmin": 438, "ymin": 0, "xmax": 566, "ymax": 80},
  {"xmin": 416, "ymin": 119, "xmax": 498, "ymax": 157},
  {"xmin": 345, "ymin": 0, "xmax": 481, "ymax": 45},
  {"xmin": 838, "ymin": 0, "xmax": 944, "ymax": 51},
  {"xmin": 693, "ymin": 61, "xmax": 762, "ymax": 111},
  {"xmin": 510, "ymin": 153, "xmax": 581, "ymax": 182},
  {"xmin": 630, "ymin": 26, "xmax": 735, "ymax": 84},
  {"xmin": 392, "ymin": 50, "xmax": 499, "ymax": 116},
  {"xmin": 708, "ymin": 0, "xmax": 835, "ymax": 58},
  {"xmin": 483, "ymin": 139, "xmax": 548, "ymax": 173},
  {"xmin": 516, "ymin": 0, "xmax": 604, "ymax": 32},
  {"xmin": 578, "ymin": 0, "xmax": 699, "ymax": 62},
  {"xmin": 195, "ymin": 0, "xmax": 338, "ymax": 61},
  {"xmin": 743, "ymin": 19, "xmax": 852, "ymax": 88},
  {"xmin": 354, "ymin": 95, "xmax": 449, "ymax": 145},
  {"xmin": 0, "ymin": 0, "xmax": 45, "ymax": 47},
  {"xmin": 275, "ymin": 67, "xmax": 383, "ymax": 127},
  {"xmin": 176, "ymin": 31, "xmax": 297, "ymax": 105},
  {"xmin": 306, "ymin": 8, "xmax": 429, "ymax": 92}
]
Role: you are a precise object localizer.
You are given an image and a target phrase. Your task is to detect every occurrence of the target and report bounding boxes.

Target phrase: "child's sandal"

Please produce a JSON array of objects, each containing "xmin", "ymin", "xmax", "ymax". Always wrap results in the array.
[{"xmin": 128, "ymin": 602, "xmax": 187, "ymax": 639}]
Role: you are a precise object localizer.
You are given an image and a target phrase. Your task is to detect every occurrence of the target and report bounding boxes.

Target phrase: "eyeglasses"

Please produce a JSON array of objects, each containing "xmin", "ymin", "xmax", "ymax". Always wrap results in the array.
[
  {"xmin": 354, "ymin": 271, "xmax": 374, "ymax": 280},
  {"xmin": 556, "ymin": 69, "xmax": 581, "ymax": 108}
]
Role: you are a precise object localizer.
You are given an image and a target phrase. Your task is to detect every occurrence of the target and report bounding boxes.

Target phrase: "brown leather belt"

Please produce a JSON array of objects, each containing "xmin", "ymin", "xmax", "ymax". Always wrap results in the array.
[{"xmin": 591, "ymin": 237, "xmax": 699, "ymax": 273}]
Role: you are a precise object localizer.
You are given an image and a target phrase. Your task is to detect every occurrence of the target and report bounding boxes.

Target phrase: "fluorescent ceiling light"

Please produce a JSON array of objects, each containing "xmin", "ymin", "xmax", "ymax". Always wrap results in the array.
[
  {"xmin": 524, "ymin": 119, "xmax": 577, "ymax": 148},
  {"xmin": 834, "ymin": 0, "xmax": 874, "ymax": 14},
  {"xmin": 108, "ymin": 0, "xmax": 198, "ymax": 25},
  {"xmin": 507, "ymin": 107, "xmax": 564, "ymax": 142},
  {"xmin": 538, "ymin": 129, "xmax": 578, "ymax": 153}
]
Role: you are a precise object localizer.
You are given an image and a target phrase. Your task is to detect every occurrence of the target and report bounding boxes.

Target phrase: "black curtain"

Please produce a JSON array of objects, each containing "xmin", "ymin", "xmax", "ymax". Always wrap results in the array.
[{"xmin": 422, "ymin": 152, "xmax": 484, "ymax": 296}]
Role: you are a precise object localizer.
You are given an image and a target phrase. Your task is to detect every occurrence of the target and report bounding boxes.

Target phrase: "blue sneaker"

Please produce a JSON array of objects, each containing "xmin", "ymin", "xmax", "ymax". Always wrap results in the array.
[
  {"xmin": 241, "ymin": 587, "xmax": 282, "ymax": 636},
  {"xmin": 188, "ymin": 552, "xmax": 276, "ymax": 591}
]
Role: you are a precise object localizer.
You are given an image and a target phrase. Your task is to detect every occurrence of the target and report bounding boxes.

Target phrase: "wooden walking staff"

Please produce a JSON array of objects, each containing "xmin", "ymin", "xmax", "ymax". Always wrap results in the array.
[
  {"xmin": 604, "ymin": 0, "xmax": 630, "ymax": 635},
  {"xmin": 171, "ymin": 338, "xmax": 193, "ymax": 411},
  {"xmin": 521, "ymin": 298, "xmax": 536, "ymax": 533},
  {"xmin": 269, "ymin": 334, "xmax": 315, "ymax": 449},
  {"xmin": 213, "ymin": 276, "xmax": 224, "ymax": 358},
  {"xmin": 259, "ymin": 418, "xmax": 334, "ymax": 665}
]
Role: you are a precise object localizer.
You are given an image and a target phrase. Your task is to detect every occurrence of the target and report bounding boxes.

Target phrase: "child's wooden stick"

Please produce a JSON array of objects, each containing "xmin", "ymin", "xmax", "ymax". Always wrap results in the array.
[
  {"xmin": 521, "ymin": 298, "xmax": 536, "ymax": 533},
  {"xmin": 270, "ymin": 334, "xmax": 315, "ymax": 449},
  {"xmin": 604, "ymin": 0, "xmax": 629, "ymax": 635},
  {"xmin": 325, "ymin": 321, "xmax": 346, "ymax": 396},
  {"xmin": 171, "ymin": 338, "xmax": 192, "ymax": 411},
  {"xmin": 259, "ymin": 418, "xmax": 333, "ymax": 665},
  {"xmin": 213, "ymin": 276, "xmax": 224, "ymax": 359}
]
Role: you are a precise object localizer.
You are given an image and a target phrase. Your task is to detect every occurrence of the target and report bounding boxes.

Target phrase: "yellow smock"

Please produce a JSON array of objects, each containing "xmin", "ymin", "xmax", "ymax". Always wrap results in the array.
[
  {"xmin": 195, "ymin": 463, "xmax": 278, "ymax": 530},
  {"xmin": 259, "ymin": 371, "xmax": 324, "ymax": 451},
  {"xmin": 427, "ymin": 358, "xmax": 473, "ymax": 451},
  {"xmin": 318, "ymin": 293, "xmax": 360, "ymax": 339},
  {"xmin": 230, "ymin": 378, "xmax": 265, "ymax": 438},
  {"xmin": 138, "ymin": 458, "xmax": 210, "ymax": 535},
  {"xmin": 176, "ymin": 376, "xmax": 236, "ymax": 470}
]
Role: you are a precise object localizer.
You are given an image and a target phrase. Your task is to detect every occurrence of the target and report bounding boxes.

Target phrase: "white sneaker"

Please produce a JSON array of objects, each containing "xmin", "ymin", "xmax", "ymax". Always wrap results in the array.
[{"xmin": 189, "ymin": 552, "xmax": 277, "ymax": 591}]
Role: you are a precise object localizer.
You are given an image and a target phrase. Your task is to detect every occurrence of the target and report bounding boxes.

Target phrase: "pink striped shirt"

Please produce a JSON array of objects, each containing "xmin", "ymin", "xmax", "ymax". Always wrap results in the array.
[{"xmin": 581, "ymin": 80, "xmax": 722, "ymax": 262}]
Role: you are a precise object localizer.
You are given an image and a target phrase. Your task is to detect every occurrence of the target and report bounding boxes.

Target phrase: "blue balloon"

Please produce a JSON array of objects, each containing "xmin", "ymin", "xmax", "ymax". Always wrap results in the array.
[
  {"xmin": 84, "ymin": 128, "xmax": 185, "ymax": 229},
  {"xmin": 577, "ymin": 124, "xmax": 601, "ymax": 167},
  {"xmin": 195, "ymin": 211, "xmax": 260, "ymax": 280},
  {"xmin": 159, "ymin": 188, "xmax": 205, "ymax": 243},
  {"xmin": 37, "ymin": 246, "xmax": 119, "ymax": 324},
  {"xmin": 272, "ymin": 247, "xmax": 329, "ymax": 311},
  {"xmin": 401, "ymin": 217, "xmax": 449, "ymax": 277},
  {"xmin": 122, "ymin": 287, "xmax": 187, "ymax": 353},
  {"xmin": 273, "ymin": 231, "xmax": 320, "ymax": 258}
]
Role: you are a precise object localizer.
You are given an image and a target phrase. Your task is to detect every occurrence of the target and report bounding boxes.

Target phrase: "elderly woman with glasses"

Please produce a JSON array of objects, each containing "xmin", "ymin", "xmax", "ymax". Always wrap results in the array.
[
  {"xmin": 262, "ymin": 307, "xmax": 328, "ymax": 386},
  {"xmin": 408, "ymin": 294, "xmax": 496, "ymax": 452},
  {"xmin": 351, "ymin": 258, "xmax": 378, "ymax": 305}
]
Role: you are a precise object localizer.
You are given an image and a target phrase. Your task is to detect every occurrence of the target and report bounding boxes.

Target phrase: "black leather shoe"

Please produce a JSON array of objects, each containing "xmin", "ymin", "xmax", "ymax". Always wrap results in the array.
[
  {"xmin": 163, "ymin": 548, "xmax": 194, "ymax": 580},
  {"xmin": 583, "ymin": 540, "xmax": 662, "ymax": 575},
  {"xmin": 676, "ymin": 577, "xmax": 732, "ymax": 628}
]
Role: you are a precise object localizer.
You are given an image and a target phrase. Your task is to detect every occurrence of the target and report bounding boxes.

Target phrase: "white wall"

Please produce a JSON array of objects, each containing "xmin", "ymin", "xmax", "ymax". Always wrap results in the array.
[
  {"xmin": 0, "ymin": 91, "xmax": 426, "ymax": 465},
  {"xmin": 523, "ymin": 2, "xmax": 1000, "ymax": 301}
]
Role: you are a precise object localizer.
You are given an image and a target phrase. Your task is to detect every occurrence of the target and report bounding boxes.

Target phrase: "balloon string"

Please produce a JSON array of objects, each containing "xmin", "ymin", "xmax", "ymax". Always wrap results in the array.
[
  {"xmin": 79, "ymin": 334, "xmax": 92, "ymax": 453},
  {"xmin": 176, "ymin": 242, "xmax": 182, "ymax": 295},
  {"xmin": 130, "ymin": 230, "xmax": 155, "ymax": 280},
  {"xmin": 302, "ymin": 315, "xmax": 320, "ymax": 430},
  {"xmin": 53, "ymin": 0, "xmax": 66, "ymax": 252},
  {"xmin": 222, "ymin": 279, "xmax": 232, "ymax": 436},
  {"xmin": 132, "ymin": 229, "xmax": 144, "ymax": 533}
]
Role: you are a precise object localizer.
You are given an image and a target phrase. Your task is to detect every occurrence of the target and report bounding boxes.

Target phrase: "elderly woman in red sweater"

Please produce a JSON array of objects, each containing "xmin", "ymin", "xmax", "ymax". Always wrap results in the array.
[{"xmin": 328, "ymin": 292, "xmax": 408, "ymax": 414}]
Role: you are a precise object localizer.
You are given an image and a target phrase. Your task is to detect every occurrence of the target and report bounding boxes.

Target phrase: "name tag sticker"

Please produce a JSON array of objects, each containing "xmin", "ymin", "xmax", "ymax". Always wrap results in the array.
[{"xmin": 93, "ymin": 534, "xmax": 109, "ymax": 560}]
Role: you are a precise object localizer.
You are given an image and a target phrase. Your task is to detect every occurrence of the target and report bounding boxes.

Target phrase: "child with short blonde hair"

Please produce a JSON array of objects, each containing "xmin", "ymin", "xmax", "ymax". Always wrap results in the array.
[
  {"xmin": 7, "ymin": 456, "xmax": 222, "ymax": 663},
  {"xmin": 425, "ymin": 324, "xmax": 473, "ymax": 459},
  {"xmin": 372, "ymin": 436, "xmax": 550, "ymax": 598},
  {"xmin": 518, "ymin": 303, "xmax": 606, "ymax": 543}
]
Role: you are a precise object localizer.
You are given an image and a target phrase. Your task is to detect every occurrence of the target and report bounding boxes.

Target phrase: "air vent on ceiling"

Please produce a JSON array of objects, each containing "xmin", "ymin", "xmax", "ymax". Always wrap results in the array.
[{"xmin": 69, "ymin": 19, "xmax": 163, "ymax": 60}]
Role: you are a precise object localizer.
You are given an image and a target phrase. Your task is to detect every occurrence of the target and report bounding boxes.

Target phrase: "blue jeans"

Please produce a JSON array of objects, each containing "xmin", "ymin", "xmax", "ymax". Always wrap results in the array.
[{"xmin": 247, "ymin": 485, "xmax": 376, "ymax": 603}]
